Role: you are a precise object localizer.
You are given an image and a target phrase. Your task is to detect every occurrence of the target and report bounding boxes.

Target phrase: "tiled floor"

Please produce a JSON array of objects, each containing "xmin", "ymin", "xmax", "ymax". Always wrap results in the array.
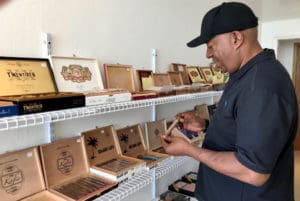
[{"xmin": 295, "ymin": 151, "xmax": 300, "ymax": 201}]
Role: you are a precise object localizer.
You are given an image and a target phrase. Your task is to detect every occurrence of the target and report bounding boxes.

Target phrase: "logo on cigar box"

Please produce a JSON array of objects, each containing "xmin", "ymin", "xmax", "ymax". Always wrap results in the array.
[
  {"xmin": 6, "ymin": 69, "xmax": 36, "ymax": 81},
  {"xmin": 1, "ymin": 165, "xmax": 23, "ymax": 194},
  {"xmin": 57, "ymin": 151, "xmax": 74, "ymax": 175},
  {"xmin": 61, "ymin": 65, "xmax": 92, "ymax": 83}
]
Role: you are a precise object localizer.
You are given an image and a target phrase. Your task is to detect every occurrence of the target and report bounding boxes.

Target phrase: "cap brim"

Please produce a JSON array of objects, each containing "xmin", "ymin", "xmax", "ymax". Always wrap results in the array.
[{"xmin": 187, "ymin": 35, "xmax": 206, "ymax": 48}]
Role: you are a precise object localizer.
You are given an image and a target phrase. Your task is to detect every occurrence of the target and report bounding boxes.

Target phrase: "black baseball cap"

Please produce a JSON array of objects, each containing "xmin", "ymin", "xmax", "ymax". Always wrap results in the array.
[{"xmin": 187, "ymin": 2, "xmax": 258, "ymax": 48}]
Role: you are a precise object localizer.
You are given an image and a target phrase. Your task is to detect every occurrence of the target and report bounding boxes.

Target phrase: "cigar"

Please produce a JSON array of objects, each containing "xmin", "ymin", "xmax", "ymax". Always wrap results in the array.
[{"xmin": 165, "ymin": 118, "xmax": 179, "ymax": 136}]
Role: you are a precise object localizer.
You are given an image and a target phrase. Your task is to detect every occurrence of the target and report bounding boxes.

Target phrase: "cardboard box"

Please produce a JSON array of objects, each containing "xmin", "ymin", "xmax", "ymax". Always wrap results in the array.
[
  {"xmin": 116, "ymin": 124, "xmax": 169, "ymax": 168},
  {"xmin": 103, "ymin": 64, "xmax": 135, "ymax": 93},
  {"xmin": 39, "ymin": 137, "xmax": 117, "ymax": 201},
  {"xmin": 144, "ymin": 119, "xmax": 168, "ymax": 154},
  {"xmin": 50, "ymin": 56, "xmax": 131, "ymax": 105},
  {"xmin": 0, "ymin": 57, "xmax": 85, "ymax": 114},
  {"xmin": 81, "ymin": 126, "xmax": 146, "ymax": 183},
  {"xmin": 0, "ymin": 147, "xmax": 66, "ymax": 201}
]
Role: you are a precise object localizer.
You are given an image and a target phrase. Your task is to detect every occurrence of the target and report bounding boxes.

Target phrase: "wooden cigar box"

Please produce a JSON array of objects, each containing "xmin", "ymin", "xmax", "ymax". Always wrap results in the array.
[
  {"xmin": 81, "ymin": 125, "xmax": 146, "ymax": 183},
  {"xmin": 186, "ymin": 66, "xmax": 205, "ymax": 83},
  {"xmin": 145, "ymin": 73, "xmax": 175, "ymax": 97},
  {"xmin": 169, "ymin": 63, "xmax": 190, "ymax": 85},
  {"xmin": 0, "ymin": 57, "xmax": 85, "ymax": 114},
  {"xmin": 50, "ymin": 56, "xmax": 131, "ymax": 105},
  {"xmin": 160, "ymin": 190, "xmax": 191, "ymax": 201},
  {"xmin": 135, "ymin": 69, "xmax": 154, "ymax": 92},
  {"xmin": 168, "ymin": 179, "xmax": 195, "ymax": 197},
  {"xmin": 144, "ymin": 119, "xmax": 168, "ymax": 154},
  {"xmin": 116, "ymin": 124, "xmax": 169, "ymax": 169},
  {"xmin": 194, "ymin": 104, "xmax": 210, "ymax": 121},
  {"xmin": 198, "ymin": 66, "xmax": 213, "ymax": 84},
  {"xmin": 0, "ymin": 147, "xmax": 66, "ymax": 201},
  {"xmin": 103, "ymin": 63, "xmax": 135, "ymax": 93},
  {"xmin": 39, "ymin": 137, "xmax": 117, "ymax": 201}
]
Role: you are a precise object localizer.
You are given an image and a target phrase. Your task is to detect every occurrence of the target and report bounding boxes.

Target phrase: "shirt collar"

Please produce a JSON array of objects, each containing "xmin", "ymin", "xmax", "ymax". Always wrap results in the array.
[{"xmin": 229, "ymin": 48, "xmax": 276, "ymax": 81}]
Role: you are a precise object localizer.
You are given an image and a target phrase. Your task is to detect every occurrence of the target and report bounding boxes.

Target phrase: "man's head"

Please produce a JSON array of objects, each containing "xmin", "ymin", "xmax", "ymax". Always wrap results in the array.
[{"xmin": 187, "ymin": 2, "xmax": 261, "ymax": 74}]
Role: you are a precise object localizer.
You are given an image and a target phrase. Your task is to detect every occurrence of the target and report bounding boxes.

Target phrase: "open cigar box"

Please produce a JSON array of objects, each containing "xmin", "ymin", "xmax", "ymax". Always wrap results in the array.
[
  {"xmin": 116, "ymin": 124, "xmax": 169, "ymax": 169},
  {"xmin": 144, "ymin": 119, "xmax": 168, "ymax": 154},
  {"xmin": 168, "ymin": 179, "xmax": 195, "ymax": 197},
  {"xmin": 0, "ymin": 57, "xmax": 85, "ymax": 114},
  {"xmin": 50, "ymin": 56, "xmax": 131, "ymax": 105},
  {"xmin": 39, "ymin": 136, "xmax": 117, "ymax": 201},
  {"xmin": 0, "ymin": 147, "xmax": 66, "ymax": 201},
  {"xmin": 104, "ymin": 64, "xmax": 157, "ymax": 100},
  {"xmin": 169, "ymin": 63, "xmax": 190, "ymax": 85},
  {"xmin": 81, "ymin": 125, "xmax": 146, "ymax": 183},
  {"xmin": 144, "ymin": 73, "xmax": 175, "ymax": 97}
]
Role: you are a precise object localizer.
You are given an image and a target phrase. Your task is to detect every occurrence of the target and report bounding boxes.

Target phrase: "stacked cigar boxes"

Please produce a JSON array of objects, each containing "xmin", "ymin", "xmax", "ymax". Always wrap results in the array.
[
  {"xmin": 0, "ymin": 147, "xmax": 66, "ymax": 201},
  {"xmin": 39, "ymin": 136, "xmax": 118, "ymax": 201},
  {"xmin": 116, "ymin": 124, "xmax": 169, "ymax": 169},
  {"xmin": 50, "ymin": 56, "xmax": 132, "ymax": 106},
  {"xmin": 81, "ymin": 125, "xmax": 146, "ymax": 183},
  {"xmin": 0, "ymin": 57, "xmax": 85, "ymax": 115}
]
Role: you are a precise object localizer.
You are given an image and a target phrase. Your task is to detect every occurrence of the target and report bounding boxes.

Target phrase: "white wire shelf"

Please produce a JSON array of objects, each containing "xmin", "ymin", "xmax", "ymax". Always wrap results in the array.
[
  {"xmin": 95, "ymin": 170, "xmax": 153, "ymax": 201},
  {"xmin": 155, "ymin": 156, "xmax": 188, "ymax": 180},
  {"xmin": 0, "ymin": 91, "xmax": 222, "ymax": 131}
]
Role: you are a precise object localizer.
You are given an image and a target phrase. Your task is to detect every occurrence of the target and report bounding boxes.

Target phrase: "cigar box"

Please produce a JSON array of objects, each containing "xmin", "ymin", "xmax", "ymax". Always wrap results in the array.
[
  {"xmin": 0, "ymin": 147, "xmax": 66, "ymax": 201},
  {"xmin": 116, "ymin": 124, "xmax": 169, "ymax": 169},
  {"xmin": 169, "ymin": 63, "xmax": 190, "ymax": 85},
  {"xmin": 146, "ymin": 73, "xmax": 175, "ymax": 96},
  {"xmin": 135, "ymin": 69, "xmax": 154, "ymax": 92},
  {"xmin": 103, "ymin": 64, "xmax": 135, "ymax": 93},
  {"xmin": 39, "ymin": 137, "xmax": 117, "ymax": 201},
  {"xmin": 186, "ymin": 66, "xmax": 205, "ymax": 83},
  {"xmin": 194, "ymin": 104, "xmax": 210, "ymax": 121},
  {"xmin": 81, "ymin": 126, "xmax": 146, "ymax": 183},
  {"xmin": 198, "ymin": 67, "xmax": 213, "ymax": 83},
  {"xmin": 168, "ymin": 72, "xmax": 184, "ymax": 86},
  {"xmin": 168, "ymin": 179, "xmax": 195, "ymax": 197},
  {"xmin": 0, "ymin": 57, "xmax": 85, "ymax": 114},
  {"xmin": 160, "ymin": 190, "xmax": 191, "ymax": 201},
  {"xmin": 0, "ymin": 101, "xmax": 18, "ymax": 117},
  {"xmin": 181, "ymin": 172, "xmax": 198, "ymax": 183},
  {"xmin": 144, "ymin": 119, "xmax": 167, "ymax": 154},
  {"xmin": 50, "ymin": 56, "xmax": 131, "ymax": 105}
]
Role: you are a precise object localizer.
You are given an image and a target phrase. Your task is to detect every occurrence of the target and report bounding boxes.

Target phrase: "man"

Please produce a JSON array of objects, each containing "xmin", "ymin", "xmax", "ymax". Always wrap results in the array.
[{"xmin": 161, "ymin": 2, "xmax": 298, "ymax": 201}]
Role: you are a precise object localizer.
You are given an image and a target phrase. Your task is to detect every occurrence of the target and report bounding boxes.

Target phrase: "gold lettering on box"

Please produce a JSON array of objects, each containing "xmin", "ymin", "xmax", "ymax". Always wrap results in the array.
[
  {"xmin": 23, "ymin": 103, "xmax": 43, "ymax": 112},
  {"xmin": 0, "ymin": 165, "xmax": 23, "ymax": 194}
]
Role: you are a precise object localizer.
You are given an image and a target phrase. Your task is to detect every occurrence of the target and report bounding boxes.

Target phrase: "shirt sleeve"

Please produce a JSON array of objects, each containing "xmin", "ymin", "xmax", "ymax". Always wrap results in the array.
[{"xmin": 234, "ymin": 89, "xmax": 294, "ymax": 173}]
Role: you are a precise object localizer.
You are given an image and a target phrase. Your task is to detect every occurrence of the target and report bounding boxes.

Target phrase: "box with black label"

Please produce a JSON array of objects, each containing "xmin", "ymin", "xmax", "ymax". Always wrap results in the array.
[
  {"xmin": 0, "ymin": 147, "xmax": 66, "ymax": 201},
  {"xmin": 39, "ymin": 136, "xmax": 117, "ymax": 201},
  {"xmin": 181, "ymin": 172, "xmax": 198, "ymax": 183},
  {"xmin": 81, "ymin": 125, "xmax": 146, "ymax": 183},
  {"xmin": 116, "ymin": 124, "xmax": 169, "ymax": 169},
  {"xmin": 0, "ymin": 57, "xmax": 85, "ymax": 114},
  {"xmin": 168, "ymin": 179, "xmax": 195, "ymax": 197}
]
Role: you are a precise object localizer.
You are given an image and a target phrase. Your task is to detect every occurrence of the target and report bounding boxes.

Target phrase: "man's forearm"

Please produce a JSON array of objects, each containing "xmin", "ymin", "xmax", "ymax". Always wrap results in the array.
[{"xmin": 186, "ymin": 145, "xmax": 270, "ymax": 186}]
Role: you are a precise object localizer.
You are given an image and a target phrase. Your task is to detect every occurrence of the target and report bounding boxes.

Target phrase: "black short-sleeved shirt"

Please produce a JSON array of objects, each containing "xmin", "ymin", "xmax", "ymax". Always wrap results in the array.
[{"xmin": 195, "ymin": 49, "xmax": 298, "ymax": 201}]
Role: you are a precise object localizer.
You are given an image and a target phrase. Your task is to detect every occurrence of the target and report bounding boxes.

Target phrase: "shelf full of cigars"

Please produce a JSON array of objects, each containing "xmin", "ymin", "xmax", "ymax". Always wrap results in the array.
[
  {"xmin": 0, "ymin": 102, "xmax": 213, "ymax": 201},
  {"xmin": 0, "ymin": 56, "xmax": 227, "ymax": 118}
]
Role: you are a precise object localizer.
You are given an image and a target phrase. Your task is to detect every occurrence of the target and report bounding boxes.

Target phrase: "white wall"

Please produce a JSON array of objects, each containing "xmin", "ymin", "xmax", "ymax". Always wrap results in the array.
[{"xmin": 0, "ymin": 0, "xmax": 261, "ymax": 74}]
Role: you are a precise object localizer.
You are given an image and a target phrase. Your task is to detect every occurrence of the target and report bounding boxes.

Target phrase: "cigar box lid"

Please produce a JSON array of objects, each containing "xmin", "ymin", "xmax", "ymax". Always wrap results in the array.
[
  {"xmin": 0, "ymin": 57, "xmax": 57, "ymax": 96},
  {"xmin": 152, "ymin": 73, "xmax": 172, "ymax": 86},
  {"xmin": 81, "ymin": 126, "xmax": 120, "ymax": 166},
  {"xmin": 104, "ymin": 64, "xmax": 135, "ymax": 93},
  {"xmin": 116, "ymin": 124, "xmax": 146, "ymax": 156},
  {"xmin": 168, "ymin": 71, "xmax": 184, "ymax": 86},
  {"xmin": 169, "ymin": 63, "xmax": 190, "ymax": 85},
  {"xmin": 187, "ymin": 66, "xmax": 205, "ymax": 83},
  {"xmin": 198, "ymin": 66, "xmax": 213, "ymax": 83},
  {"xmin": 194, "ymin": 104, "xmax": 210, "ymax": 121},
  {"xmin": 50, "ymin": 56, "xmax": 104, "ymax": 93},
  {"xmin": 145, "ymin": 119, "xmax": 166, "ymax": 151},
  {"xmin": 0, "ymin": 147, "xmax": 45, "ymax": 201},
  {"xmin": 135, "ymin": 69, "xmax": 153, "ymax": 91},
  {"xmin": 39, "ymin": 137, "xmax": 89, "ymax": 188}
]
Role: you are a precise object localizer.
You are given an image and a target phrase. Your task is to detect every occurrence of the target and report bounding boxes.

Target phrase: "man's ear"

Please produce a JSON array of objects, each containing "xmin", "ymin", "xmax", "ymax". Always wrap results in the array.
[{"xmin": 231, "ymin": 31, "xmax": 244, "ymax": 49}]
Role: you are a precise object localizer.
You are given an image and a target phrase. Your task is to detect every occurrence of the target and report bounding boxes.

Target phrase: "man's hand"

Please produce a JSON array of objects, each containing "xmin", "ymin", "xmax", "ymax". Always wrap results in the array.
[{"xmin": 160, "ymin": 135, "xmax": 193, "ymax": 156}]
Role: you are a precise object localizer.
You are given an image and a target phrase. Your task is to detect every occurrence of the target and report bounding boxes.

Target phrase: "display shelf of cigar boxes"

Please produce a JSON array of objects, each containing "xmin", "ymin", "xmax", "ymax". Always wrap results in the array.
[{"xmin": 0, "ymin": 90, "xmax": 222, "ymax": 131}]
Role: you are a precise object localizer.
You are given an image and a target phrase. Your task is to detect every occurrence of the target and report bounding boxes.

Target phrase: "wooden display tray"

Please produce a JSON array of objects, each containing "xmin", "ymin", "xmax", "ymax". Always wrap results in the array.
[
  {"xmin": 116, "ymin": 124, "xmax": 169, "ymax": 168},
  {"xmin": 39, "ymin": 137, "xmax": 117, "ymax": 201},
  {"xmin": 144, "ymin": 119, "xmax": 167, "ymax": 154},
  {"xmin": 103, "ymin": 64, "xmax": 135, "ymax": 93},
  {"xmin": 0, "ymin": 57, "xmax": 85, "ymax": 114},
  {"xmin": 169, "ymin": 63, "xmax": 190, "ymax": 85},
  {"xmin": 0, "ymin": 147, "xmax": 66, "ymax": 201},
  {"xmin": 135, "ymin": 69, "xmax": 153, "ymax": 91},
  {"xmin": 81, "ymin": 126, "xmax": 145, "ymax": 182}
]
